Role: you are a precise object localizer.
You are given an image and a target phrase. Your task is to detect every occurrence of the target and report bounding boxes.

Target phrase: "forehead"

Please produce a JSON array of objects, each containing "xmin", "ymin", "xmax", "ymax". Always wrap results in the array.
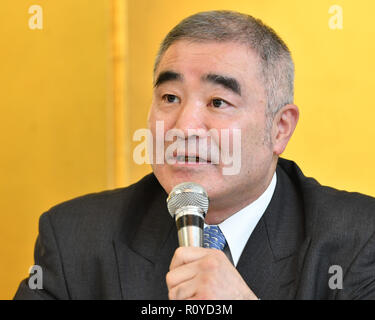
[{"xmin": 156, "ymin": 40, "xmax": 261, "ymax": 83}]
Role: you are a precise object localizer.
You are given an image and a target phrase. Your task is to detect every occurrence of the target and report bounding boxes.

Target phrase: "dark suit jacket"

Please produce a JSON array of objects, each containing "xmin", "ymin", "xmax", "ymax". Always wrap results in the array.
[{"xmin": 14, "ymin": 158, "xmax": 375, "ymax": 300}]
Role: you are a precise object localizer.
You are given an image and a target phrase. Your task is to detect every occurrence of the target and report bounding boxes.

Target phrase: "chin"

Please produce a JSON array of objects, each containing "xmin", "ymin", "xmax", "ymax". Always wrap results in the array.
[{"xmin": 153, "ymin": 164, "xmax": 222, "ymax": 195}]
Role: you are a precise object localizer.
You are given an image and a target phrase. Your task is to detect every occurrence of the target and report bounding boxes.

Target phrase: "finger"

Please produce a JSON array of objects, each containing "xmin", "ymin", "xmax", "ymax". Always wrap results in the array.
[
  {"xmin": 169, "ymin": 246, "xmax": 213, "ymax": 270},
  {"xmin": 168, "ymin": 276, "xmax": 198, "ymax": 300},
  {"xmin": 166, "ymin": 259, "xmax": 200, "ymax": 289}
]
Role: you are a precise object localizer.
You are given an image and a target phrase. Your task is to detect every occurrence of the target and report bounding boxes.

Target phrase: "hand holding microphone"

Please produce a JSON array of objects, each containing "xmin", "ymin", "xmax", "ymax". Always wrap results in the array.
[{"xmin": 166, "ymin": 182, "xmax": 258, "ymax": 300}]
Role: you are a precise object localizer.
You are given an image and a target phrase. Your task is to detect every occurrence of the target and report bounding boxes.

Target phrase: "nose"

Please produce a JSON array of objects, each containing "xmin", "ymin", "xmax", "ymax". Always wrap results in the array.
[{"xmin": 174, "ymin": 99, "xmax": 208, "ymax": 138}]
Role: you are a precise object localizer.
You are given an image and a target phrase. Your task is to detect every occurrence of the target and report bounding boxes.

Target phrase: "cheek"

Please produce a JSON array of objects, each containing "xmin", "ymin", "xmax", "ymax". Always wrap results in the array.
[
  {"xmin": 148, "ymin": 102, "xmax": 164, "ymax": 122},
  {"xmin": 149, "ymin": 104, "xmax": 177, "ymax": 132},
  {"xmin": 147, "ymin": 105, "xmax": 156, "ymax": 130},
  {"xmin": 239, "ymin": 120, "xmax": 270, "ymax": 155},
  {"xmin": 148, "ymin": 107, "xmax": 168, "ymax": 142}
]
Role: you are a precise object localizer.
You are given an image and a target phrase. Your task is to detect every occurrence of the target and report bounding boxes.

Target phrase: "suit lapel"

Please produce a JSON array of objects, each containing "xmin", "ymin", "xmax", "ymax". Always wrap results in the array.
[
  {"xmin": 236, "ymin": 217, "xmax": 276, "ymax": 298},
  {"xmin": 112, "ymin": 159, "xmax": 311, "ymax": 300},
  {"xmin": 112, "ymin": 175, "xmax": 178, "ymax": 300},
  {"xmin": 237, "ymin": 163, "xmax": 307, "ymax": 299}
]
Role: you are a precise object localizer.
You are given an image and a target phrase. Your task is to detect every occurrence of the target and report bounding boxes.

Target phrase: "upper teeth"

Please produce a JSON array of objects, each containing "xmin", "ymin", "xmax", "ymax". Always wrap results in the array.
[{"xmin": 177, "ymin": 156, "xmax": 197, "ymax": 161}]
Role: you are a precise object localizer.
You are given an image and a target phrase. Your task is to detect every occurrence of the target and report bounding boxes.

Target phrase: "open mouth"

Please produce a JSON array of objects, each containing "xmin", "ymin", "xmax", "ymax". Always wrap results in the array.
[{"xmin": 176, "ymin": 155, "xmax": 209, "ymax": 163}]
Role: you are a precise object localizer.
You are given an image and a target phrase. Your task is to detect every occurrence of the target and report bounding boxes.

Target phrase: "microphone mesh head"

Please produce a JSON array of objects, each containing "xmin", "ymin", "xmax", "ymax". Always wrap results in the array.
[{"xmin": 167, "ymin": 182, "xmax": 209, "ymax": 218}]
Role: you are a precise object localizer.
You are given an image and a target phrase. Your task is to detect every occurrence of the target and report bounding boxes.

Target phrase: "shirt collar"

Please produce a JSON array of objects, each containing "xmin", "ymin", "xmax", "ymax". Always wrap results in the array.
[{"xmin": 205, "ymin": 172, "xmax": 277, "ymax": 266}]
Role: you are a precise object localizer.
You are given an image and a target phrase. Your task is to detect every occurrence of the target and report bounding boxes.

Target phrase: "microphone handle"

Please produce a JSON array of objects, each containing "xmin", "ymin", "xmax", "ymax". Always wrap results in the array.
[
  {"xmin": 177, "ymin": 224, "xmax": 203, "ymax": 247},
  {"xmin": 175, "ymin": 208, "xmax": 204, "ymax": 247}
]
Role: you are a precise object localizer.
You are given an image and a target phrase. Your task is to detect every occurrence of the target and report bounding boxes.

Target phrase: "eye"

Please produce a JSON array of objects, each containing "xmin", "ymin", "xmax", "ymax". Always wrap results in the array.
[
  {"xmin": 210, "ymin": 98, "xmax": 231, "ymax": 108},
  {"xmin": 162, "ymin": 94, "xmax": 180, "ymax": 104}
]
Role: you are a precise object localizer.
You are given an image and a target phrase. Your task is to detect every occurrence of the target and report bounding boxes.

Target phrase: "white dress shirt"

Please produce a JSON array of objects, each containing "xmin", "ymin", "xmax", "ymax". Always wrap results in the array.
[{"xmin": 205, "ymin": 172, "xmax": 277, "ymax": 266}]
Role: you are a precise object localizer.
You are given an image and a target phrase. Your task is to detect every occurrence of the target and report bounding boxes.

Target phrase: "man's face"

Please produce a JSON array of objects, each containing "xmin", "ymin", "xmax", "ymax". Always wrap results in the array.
[{"xmin": 148, "ymin": 40, "xmax": 276, "ymax": 218}]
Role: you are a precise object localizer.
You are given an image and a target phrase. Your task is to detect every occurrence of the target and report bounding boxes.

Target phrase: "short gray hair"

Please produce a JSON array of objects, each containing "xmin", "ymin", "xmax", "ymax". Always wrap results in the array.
[{"xmin": 154, "ymin": 10, "xmax": 294, "ymax": 117}]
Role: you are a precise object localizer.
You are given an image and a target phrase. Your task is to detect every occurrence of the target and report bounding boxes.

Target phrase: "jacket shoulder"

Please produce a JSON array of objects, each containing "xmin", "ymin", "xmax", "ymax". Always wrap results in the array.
[
  {"xmin": 41, "ymin": 173, "xmax": 160, "ymax": 239},
  {"xmin": 279, "ymin": 158, "xmax": 375, "ymax": 238}
]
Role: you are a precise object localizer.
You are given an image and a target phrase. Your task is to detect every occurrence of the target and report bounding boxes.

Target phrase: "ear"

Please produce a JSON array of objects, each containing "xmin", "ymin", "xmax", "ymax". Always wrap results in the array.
[{"xmin": 272, "ymin": 104, "xmax": 299, "ymax": 156}]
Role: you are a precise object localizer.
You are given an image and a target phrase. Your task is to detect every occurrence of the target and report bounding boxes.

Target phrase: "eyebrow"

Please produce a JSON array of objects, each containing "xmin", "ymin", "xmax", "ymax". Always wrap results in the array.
[
  {"xmin": 154, "ymin": 70, "xmax": 241, "ymax": 96},
  {"xmin": 202, "ymin": 74, "xmax": 241, "ymax": 96},
  {"xmin": 154, "ymin": 71, "xmax": 183, "ymax": 87}
]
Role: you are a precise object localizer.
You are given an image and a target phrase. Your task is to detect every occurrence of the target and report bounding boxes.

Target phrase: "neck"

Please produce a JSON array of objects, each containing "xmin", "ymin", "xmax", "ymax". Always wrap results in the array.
[{"xmin": 204, "ymin": 162, "xmax": 277, "ymax": 225}]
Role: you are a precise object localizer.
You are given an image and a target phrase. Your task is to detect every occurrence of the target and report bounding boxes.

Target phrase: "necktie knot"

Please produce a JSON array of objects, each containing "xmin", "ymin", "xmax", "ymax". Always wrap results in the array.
[{"xmin": 203, "ymin": 225, "xmax": 226, "ymax": 250}]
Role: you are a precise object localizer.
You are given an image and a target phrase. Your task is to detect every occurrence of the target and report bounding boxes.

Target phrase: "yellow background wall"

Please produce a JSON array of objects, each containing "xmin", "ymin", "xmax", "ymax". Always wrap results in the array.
[
  {"xmin": 1, "ymin": 0, "xmax": 374, "ymax": 299},
  {"xmin": 0, "ymin": 1, "xmax": 113, "ymax": 299}
]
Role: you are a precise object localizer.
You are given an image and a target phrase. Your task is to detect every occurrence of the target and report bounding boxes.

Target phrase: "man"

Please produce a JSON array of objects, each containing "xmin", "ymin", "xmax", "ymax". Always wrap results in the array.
[{"xmin": 14, "ymin": 10, "xmax": 375, "ymax": 300}]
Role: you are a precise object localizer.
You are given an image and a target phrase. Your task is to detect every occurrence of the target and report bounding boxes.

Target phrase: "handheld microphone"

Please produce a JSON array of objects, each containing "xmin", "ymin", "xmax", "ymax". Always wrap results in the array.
[{"xmin": 167, "ymin": 182, "xmax": 209, "ymax": 247}]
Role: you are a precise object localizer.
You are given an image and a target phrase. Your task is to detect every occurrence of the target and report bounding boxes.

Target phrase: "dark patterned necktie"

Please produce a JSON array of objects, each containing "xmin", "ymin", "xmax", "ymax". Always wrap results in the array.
[{"xmin": 203, "ymin": 225, "xmax": 226, "ymax": 250}]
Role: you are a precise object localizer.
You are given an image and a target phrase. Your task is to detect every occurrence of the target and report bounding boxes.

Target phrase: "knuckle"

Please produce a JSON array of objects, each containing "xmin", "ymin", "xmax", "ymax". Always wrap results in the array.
[
  {"xmin": 168, "ymin": 285, "xmax": 183, "ymax": 300},
  {"xmin": 201, "ymin": 255, "xmax": 220, "ymax": 270},
  {"xmin": 175, "ymin": 247, "xmax": 185, "ymax": 256},
  {"xmin": 216, "ymin": 249, "xmax": 226, "ymax": 259},
  {"xmin": 174, "ymin": 247, "xmax": 185, "ymax": 260},
  {"xmin": 174, "ymin": 286, "xmax": 184, "ymax": 300},
  {"xmin": 211, "ymin": 248, "xmax": 225, "ymax": 259},
  {"xmin": 165, "ymin": 271, "xmax": 174, "ymax": 287},
  {"xmin": 165, "ymin": 271, "xmax": 171, "ymax": 284}
]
